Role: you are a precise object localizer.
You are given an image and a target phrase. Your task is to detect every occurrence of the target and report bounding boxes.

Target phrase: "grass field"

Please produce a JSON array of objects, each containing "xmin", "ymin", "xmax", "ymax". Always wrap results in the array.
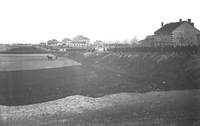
[
  {"xmin": 0, "ymin": 54, "xmax": 81, "ymax": 71},
  {"xmin": 0, "ymin": 52, "xmax": 200, "ymax": 126}
]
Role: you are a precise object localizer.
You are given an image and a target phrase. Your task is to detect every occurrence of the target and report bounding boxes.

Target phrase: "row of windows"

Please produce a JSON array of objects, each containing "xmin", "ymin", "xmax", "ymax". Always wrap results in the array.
[
  {"xmin": 71, "ymin": 44, "xmax": 88, "ymax": 46},
  {"xmin": 173, "ymin": 31, "xmax": 185, "ymax": 34}
]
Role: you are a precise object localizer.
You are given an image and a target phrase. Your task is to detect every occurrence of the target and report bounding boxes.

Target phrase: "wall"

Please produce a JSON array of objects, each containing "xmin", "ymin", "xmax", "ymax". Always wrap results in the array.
[
  {"xmin": 197, "ymin": 34, "xmax": 200, "ymax": 43},
  {"xmin": 173, "ymin": 22, "xmax": 200, "ymax": 44},
  {"xmin": 154, "ymin": 34, "xmax": 172, "ymax": 43}
]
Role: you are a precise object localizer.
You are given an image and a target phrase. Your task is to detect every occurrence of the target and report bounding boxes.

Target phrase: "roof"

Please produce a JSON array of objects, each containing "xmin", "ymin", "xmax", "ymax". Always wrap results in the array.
[
  {"xmin": 93, "ymin": 40, "xmax": 104, "ymax": 44},
  {"xmin": 62, "ymin": 38, "xmax": 72, "ymax": 41},
  {"xmin": 73, "ymin": 35, "xmax": 90, "ymax": 41},
  {"xmin": 154, "ymin": 21, "xmax": 187, "ymax": 34}
]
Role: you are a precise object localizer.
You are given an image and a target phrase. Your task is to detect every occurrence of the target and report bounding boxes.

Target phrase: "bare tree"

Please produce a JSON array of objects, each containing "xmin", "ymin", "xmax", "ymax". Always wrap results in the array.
[
  {"xmin": 175, "ymin": 32, "xmax": 186, "ymax": 44},
  {"xmin": 122, "ymin": 39, "xmax": 129, "ymax": 44},
  {"xmin": 113, "ymin": 40, "xmax": 120, "ymax": 45},
  {"xmin": 108, "ymin": 40, "xmax": 113, "ymax": 45},
  {"xmin": 130, "ymin": 36, "xmax": 139, "ymax": 45},
  {"xmin": 173, "ymin": 32, "xmax": 196, "ymax": 45},
  {"xmin": 185, "ymin": 37, "xmax": 196, "ymax": 45}
]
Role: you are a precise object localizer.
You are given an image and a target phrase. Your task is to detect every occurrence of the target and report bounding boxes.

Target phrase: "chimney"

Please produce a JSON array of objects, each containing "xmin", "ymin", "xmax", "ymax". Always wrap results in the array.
[
  {"xmin": 188, "ymin": 19, "xmax": 191, "ymax": 24},
  {"xmin": 179, "ymin": 19, "xmax": 182, "ymax": 24},
  {"xmin": 161, "ymin": 22, "xmax": 164, "ymax": 27},
  {"xmin": 191, "ymin": 23, "xmax": 194, "ymax": 27}
]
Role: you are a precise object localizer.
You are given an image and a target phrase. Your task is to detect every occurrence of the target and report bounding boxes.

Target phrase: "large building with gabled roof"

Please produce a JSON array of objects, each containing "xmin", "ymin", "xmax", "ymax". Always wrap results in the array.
[
  {"xmin": 70, "ymin": 35, "xmax": 90, "ymax": 47},
  {"xmin": 154, "ymin": 19, "xmax": 200, "ymax": 44}
]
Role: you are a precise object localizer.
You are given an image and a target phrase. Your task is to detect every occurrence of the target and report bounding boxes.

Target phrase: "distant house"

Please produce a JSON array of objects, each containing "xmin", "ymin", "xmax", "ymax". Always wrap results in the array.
[
  {"xmin": 93, "ymin": 40, "xmax": 104, "ymax": 47},
  {"xmin": 154, "ymin": 19, "xmax": 200, "ymax": 44},
  {"xmin": 61, "ymin": 38, "xmax": 72, "ymax": 46},
  {"xmin": 92, "ymin": 40, "xmax": 106, "ymax": 52},
  {"xmin": 139, "ymin": 35, "xmax": 155, "ymax": 45},
  {"xmin": 70, "ymin": 35, "xmax": 90, "ymax": 47}
]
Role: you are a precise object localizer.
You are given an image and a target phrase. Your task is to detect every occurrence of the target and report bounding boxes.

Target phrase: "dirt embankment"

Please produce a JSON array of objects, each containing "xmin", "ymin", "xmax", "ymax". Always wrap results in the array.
[
  {"xmin": 62, "ymin": 52, "xmax": 200, "ymax": 90},
  {"xmin": 1, "ymin": 89, "xmax": 200, "ymax": 126}
]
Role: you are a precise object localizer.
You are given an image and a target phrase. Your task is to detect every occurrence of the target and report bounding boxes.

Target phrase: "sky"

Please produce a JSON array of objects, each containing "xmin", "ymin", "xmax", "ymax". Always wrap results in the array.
[{"xmin": 0, "ymin": 0, "xmax": 199, "ymax": 44}]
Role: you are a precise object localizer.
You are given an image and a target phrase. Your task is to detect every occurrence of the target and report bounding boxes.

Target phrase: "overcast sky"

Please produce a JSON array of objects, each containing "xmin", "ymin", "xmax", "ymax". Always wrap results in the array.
[{"xmin": 0, "ymin": 0, "xmax": 199, "ymax": 44}]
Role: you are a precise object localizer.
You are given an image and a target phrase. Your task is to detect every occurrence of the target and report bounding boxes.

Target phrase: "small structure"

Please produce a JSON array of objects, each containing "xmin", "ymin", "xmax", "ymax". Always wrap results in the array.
[
  {"xmin": 154, "ymin": 19, "xmax": 200, "ymax": 44},
  {"xmin": 139, "ymin": 35, "xmax": 155, "ymax": 45},
  {"xmin": 59, "ymin": 48, "xmax": 67, "ymax": 52},
  {"xmin": 92, "ymin": 40, "xmax": 105, "ymax": 52},
  {"xmin": 93, "ymin": 40, "xmax": 104, "ymax": 47}
]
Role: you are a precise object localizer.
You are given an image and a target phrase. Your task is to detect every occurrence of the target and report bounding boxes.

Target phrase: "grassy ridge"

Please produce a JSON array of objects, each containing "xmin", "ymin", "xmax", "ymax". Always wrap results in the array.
[{"xmin": 0, "ymin": 46, "xmax": 48, "ymax": 54}]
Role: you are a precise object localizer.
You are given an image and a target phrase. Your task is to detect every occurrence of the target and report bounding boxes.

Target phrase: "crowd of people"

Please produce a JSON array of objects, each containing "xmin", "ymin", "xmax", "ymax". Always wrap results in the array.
[{"xmin": 107, "ymin": 44, "xmax": 200, "ymax": 54}]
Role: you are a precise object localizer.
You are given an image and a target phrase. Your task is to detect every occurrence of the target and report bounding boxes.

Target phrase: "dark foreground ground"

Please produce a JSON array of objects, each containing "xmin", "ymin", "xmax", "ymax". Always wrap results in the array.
[
  {"xmin": 0, "ymin": 52, "xmax": 199, "ymax": 106},
  {"xmin": 0, "ymin": 51, "xmax": 200, "ymax": 126},
  {"xmin": 1, "ymin": 89, "xmax": 200, "ymax": 126},
  {"xmin": 0, "ymin": 59, "xmax": 199, "ymax": 106}
]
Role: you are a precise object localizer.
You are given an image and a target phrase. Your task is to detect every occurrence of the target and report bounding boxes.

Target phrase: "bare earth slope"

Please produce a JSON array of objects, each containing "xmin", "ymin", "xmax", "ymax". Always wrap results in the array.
[{"xmin": 64, "ymin": 52, "xmax": 200, "ymax": 91}]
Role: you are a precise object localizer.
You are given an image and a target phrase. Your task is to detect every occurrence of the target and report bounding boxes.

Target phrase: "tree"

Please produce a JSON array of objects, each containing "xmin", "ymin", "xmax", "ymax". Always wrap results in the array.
[
  {"xmin": 130, "ymin": 36, "xmax": 139, "ymax": 45},
  {"xmin": 47, "ymin": 39, "xmax": 58, "ymax": 45},
  {"xmin": 47, "ymin": 40, "xmax": 52, "ymax": 45},
  {"xmin": 122, "ymin": 39, "xmax": 129, "ymax": 44},
  {"xmin": 173, "ymin": 32, "xmax": 195, "ymax": 45},
  {"xmin": 113, "ymin": 40, "xmax": 120, "ymax": 45},
  {"xmin": 175, "ymin": 32, "xmax": 186, "ymax": 44}
]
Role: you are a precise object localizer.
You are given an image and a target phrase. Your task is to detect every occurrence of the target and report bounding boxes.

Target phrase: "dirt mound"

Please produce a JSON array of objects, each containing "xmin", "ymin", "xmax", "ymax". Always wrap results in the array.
[
  {"xmin": 0, "ymin": 95, "xmax": 111, "ymax": 121},
  {"xmin": 1, "ymin": 89, "xmax": 200, "ymax": 126}
]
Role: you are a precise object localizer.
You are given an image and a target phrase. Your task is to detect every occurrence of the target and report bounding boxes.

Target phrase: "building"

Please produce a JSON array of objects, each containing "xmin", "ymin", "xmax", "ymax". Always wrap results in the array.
[
  {"xmin": 93, "ymin": 40, "xmax": 104, "ymax": 47},
  {"xmin": 154, "ymin": 19, "xmax": 200, "ymax": 44},
  {"xmin": 61, "ymin": 38, "xmax": 72, "ymax": 46},
  {"xmin": 70, "ymin": 35, "xmax": 90, "ymax": 47},
  {"xmin": 92, "ymin": 40, "xmax": 106, "ymax": 52},
  {"xmin": 139, "ymin": 35, "xmax": 155, "ymax": 45}
]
